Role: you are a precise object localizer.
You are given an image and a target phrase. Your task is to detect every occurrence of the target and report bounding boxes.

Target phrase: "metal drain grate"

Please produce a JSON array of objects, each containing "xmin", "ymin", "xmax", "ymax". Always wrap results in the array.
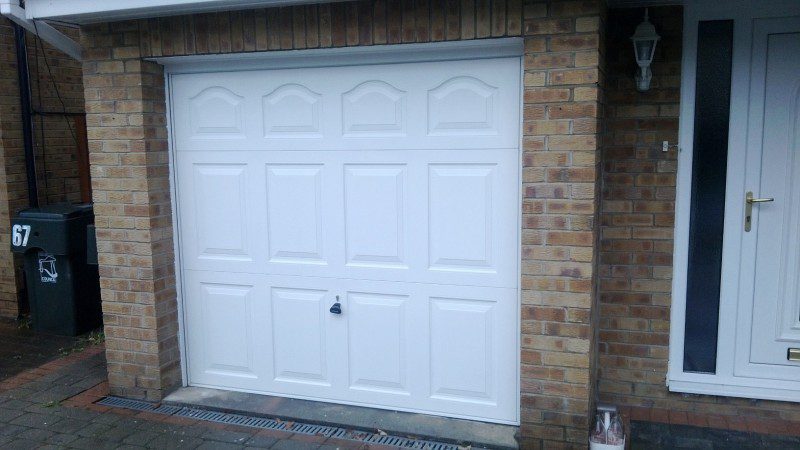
[
  {"xmin": 96, "ymin": 396, "xmax": 467, "ymax": 449},
  {"xmin": 97, "ymin": 396, "xmax": 182, "ymax": 415}
]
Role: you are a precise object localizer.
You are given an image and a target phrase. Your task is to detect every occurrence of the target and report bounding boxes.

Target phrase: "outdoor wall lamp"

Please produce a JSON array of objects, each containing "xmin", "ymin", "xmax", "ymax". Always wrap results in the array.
[{"xmin": 631, "ymin": 9, "xmax": 660, "ymax": 92}]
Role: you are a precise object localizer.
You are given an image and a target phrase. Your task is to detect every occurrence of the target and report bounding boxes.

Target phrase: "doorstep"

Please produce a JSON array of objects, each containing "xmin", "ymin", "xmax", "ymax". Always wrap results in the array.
[{"xmin": 163, "ymin": 386, "xmax": 519, "ymax": 449}]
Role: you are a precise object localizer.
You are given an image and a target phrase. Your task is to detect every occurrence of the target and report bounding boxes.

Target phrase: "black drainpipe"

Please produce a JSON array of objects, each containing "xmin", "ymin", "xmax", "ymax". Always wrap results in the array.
[{"xmin": 13, "ymin": 23, "xmax": 39, "ymax": 208}]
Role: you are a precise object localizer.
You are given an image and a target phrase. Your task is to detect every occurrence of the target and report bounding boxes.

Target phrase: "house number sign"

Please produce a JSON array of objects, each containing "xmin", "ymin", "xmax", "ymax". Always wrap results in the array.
[{"xmin": 11, "ymin": 224, "xmax": 31, "ymax": 247}]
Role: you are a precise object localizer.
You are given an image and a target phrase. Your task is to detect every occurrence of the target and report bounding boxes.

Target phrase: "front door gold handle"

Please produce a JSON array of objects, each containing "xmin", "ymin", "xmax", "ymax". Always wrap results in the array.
[{"xmin": 745, "ymin": 191, "xmax": 774, "ymax": 232}]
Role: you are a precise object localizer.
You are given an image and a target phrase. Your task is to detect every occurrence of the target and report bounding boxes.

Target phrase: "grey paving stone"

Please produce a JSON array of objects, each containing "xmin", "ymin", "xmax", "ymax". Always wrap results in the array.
[
  {"xmin": 95, "ymin": 424, "xmax": 137, "ymax": 442},
  {"xmin": 9, "ymin": 412, "xmax": 61, "ymax": 429},
  {"xmin": 244, "ymin": 434, "xmax": 279, "ymax": 448},
  {"xmin": 48, "ymin": 417, "xmax": 92, "ymax": 434},
  {"xmin": 270, "ymin": 440, "xmax": 320, "ymax": 450},
  {"xmin": 14, "ymin": 426, "xmax": 54, "ymax": 442},
  {"xmin": 45, "ymin": 432, "xmax": 81, "ymax": 446},
  {"xmin": 3, "ymin": 438, "xmax": 44, "ymax": 450},
  {"xmin": 91, "ymin": 412, "xmax": 124, "ymax": 425},
  {"xmin": 0, "ymin": 406, "xmax": 24, "ymax": 421},
  {"xmin": 36, "ymin": 445, "xmax": 67, "ymax": 450},
  {"xmin": 144, "ymin": 433, "xmax": 204, "ymax": 449},
  {"xmin": 69, "ymin": 436, "xmax": 128, "ymax": 450},
  {"xmin": 174, "ymin": 424, "xmax": 213, "ymax": 437},
  {"xmin": 0, "ymin": 423, "xmax": 26, "ymax": 437},
  {"xmin": 674, "ymin": 436, "xmax": 714, "ymax": 449},
  {"xmin": 0, "ymin": 399, "xmax": 34, "ymax": 410},
  {"xmin": 50, "ymin": 406, "xmax": 101, "ymax": 421},
  {"xmin": 122, "ymin": 430, "xmax": 160, "ymax": 446},
  {"xmin": 630, "ymin": 420, "xmax": 800, "ymax": 450},
  {"xmin": 74, "ymin": 422, "xmax": 113, "ymax": 438},
  {"xmin": 200, "ymin": 427, "xmax": 255, "ymax": 444},
  {"xmin": 6, "ymin": 388, "xmax": 36, "ymax": 399},
  {"xmin": 196, "ymin": 441, "xmax": 245, "ymax": 450},
  {"xmin": 29, "ymin": 386, "xmax": 86, "ymax": 404}
]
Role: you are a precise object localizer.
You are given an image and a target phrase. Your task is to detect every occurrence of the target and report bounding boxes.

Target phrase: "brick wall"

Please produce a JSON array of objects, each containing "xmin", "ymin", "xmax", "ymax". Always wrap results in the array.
[
  {"xmin": 0, "ymin": 18, "xmax": 24, "ymax": 318},
  {"xmin": 0, "ymin": 19, "xmax": 85, "ymax": 319},
  {"xmin": 81, "ymin": 1, "xmax": 605, "ymax": 446},
  {"xmin": 598, "ymin": 5, "xmax": 800, "ymax": 426},
  {"xmin": 29, "ymin": 26, "xmax": 86, "ymax": 205}
]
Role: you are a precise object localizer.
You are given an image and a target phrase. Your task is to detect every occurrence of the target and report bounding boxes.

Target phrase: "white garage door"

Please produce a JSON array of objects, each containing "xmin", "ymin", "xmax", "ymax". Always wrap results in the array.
[{"xmin": 171, "ymin": 55, "xmax": 520, "ymax": 424}]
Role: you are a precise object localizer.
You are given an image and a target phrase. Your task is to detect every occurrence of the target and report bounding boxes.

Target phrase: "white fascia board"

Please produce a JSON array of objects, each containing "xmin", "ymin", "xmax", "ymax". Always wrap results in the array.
[
  {"xmin": 23, "ymin": 0, "xmax": 347, "ymax": 24},
  {"xmin": 0, "ymin": 2, "xmax": 82, "ymax": 60}
]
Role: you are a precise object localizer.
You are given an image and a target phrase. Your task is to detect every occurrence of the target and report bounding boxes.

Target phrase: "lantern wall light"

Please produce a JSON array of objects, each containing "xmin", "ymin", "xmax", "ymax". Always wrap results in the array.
[{"xmin": 631, "ymin": 9, "xmax": 660, "ymax": 92}]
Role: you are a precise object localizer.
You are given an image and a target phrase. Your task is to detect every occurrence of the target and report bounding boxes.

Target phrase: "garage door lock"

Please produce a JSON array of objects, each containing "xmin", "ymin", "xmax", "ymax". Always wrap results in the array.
[{"xmin": 329, "ymin": 296, "xmax": 342, "ymax": 315}]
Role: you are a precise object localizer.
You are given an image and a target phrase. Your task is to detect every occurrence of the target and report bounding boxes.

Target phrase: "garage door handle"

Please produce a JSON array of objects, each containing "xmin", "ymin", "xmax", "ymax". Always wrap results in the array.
[{"xmin": 329, "ymin": 296, "xmax": 342, "ymax": 315}]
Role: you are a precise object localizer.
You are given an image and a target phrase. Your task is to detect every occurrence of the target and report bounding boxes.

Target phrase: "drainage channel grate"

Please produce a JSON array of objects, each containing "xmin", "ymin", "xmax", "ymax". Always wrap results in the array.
[
  {"xmin": 97, "ymin": 396, "xmax": 182, "ymax": 415},
  {"xmin": 96, "ymin": 396, "xmax": 468, "ymax": 449}
]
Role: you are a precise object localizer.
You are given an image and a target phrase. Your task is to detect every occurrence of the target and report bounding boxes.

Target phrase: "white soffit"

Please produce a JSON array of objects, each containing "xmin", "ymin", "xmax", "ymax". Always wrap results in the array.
[
  {"xmin": 22, "ymin": 0, "xmax": 348, "ymax": 24},
  {"xmin": 607, "ymin": 0, "xmax": 683, "ymax": 8},
  {"xmin": 23, "ymin": 0, "xmax": 687, "ymax": 23}
]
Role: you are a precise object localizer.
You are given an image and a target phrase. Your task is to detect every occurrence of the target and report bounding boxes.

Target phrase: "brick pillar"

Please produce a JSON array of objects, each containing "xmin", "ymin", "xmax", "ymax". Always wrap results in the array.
[
  {"xmin": 81, "ymin": 22, "xmax": 180, "ymax": 401},
  {"xmin": 519, "ymin": 1, "xmax": 605, "ymax": 447}
]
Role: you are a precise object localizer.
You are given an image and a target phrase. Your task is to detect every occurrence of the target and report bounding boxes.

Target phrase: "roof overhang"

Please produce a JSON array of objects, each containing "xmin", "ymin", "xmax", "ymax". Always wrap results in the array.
[
  {"xmin": 0, "ymin": 1, "xmax": 81, "ymax": 59},
  {"xmin": 607, "ymin": 0, "xmax": 684, "ymax": 7},
  {"xmin": 21, "ymin": 0, "xmax": 348, "ymax": 24},
  {"xmin": 22, "ymin": 0, "xmax": 684, "ymax": 24}
]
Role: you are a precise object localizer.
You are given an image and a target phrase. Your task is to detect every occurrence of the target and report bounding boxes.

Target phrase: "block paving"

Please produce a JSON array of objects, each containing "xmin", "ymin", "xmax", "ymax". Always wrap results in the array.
[
  {"xmin": 0, "ymin": 342, "xmax": 397, "ymax": 449},
  {"xmin": 1, "ymin": 335, "xmax": 800, "ymax": 449}
]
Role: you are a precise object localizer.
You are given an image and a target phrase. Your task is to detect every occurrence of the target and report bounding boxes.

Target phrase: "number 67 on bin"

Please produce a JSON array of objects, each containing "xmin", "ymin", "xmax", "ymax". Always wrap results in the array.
[{"xmin": 12, "ymin": 224, "xmax": 31, "ymax": 247}]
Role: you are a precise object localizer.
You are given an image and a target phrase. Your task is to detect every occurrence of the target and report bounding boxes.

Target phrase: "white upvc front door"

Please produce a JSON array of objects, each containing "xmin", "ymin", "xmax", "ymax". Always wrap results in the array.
[
  {"xmin": 670, "ymin": 1, "xmax": 800, "ymax": 400},
  {"xmin": 734, "ymin": 18, "xmax": 800, "ymax": 380}
]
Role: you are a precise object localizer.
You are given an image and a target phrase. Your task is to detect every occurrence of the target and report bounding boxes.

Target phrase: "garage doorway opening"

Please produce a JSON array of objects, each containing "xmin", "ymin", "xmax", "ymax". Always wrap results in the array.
[{"xmin": 155, "ymin": 38, "xmax": 524, "ymax": 426}]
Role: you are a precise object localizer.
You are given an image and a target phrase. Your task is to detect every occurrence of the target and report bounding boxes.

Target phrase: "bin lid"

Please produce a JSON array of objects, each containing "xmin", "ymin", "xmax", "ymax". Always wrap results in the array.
[{"xmin": 18, "ymin": 203, "xmax": 93, "ymax": 220}]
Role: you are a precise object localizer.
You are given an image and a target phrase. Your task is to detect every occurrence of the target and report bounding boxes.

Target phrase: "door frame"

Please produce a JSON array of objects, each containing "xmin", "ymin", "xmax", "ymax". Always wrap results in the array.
[
  {"xmin": 152, "ymin": 37, "xmax": 525, "ymax": 424},
  {"xmin": 669, "ymin": 0, "xmax": 800, "ymax": 400}
]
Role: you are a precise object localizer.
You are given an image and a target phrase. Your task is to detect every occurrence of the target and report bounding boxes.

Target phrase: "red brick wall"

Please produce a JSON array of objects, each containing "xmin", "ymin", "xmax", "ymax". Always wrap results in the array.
[
  {"xmin": 598, "ymin": 7, "xmax": 680, "ymax": 410},
  {"xmin": 598, "ymin": 5, "xmax": 800, "ymax": 425}
]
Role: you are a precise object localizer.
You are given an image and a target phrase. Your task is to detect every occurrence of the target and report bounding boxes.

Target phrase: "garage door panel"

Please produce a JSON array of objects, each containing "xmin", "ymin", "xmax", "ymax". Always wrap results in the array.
[
  {"xmin": 198, "ymin": 282, "xmax": 257, "ymax": 378},
  {"xmin": 188, "ymin": 85, "xmax": 246, "ymax": 139},
  {"xmin": 171, "ymin": 58, "xmax": 520, "ymax": 152},
  {"xmin": 183, "ymin": 271, "xmax": 270, "ymax": 391},
  {"xmin": 262, "ymin": 83, "xmax": 323, "ymax": 138},
  {"xmin": 192, "ymin": 163, "xmax": 251, "ymax": 261},
  {"xmin": 271, "ymin": 286, "xmax": 332, "ymax": 386},
  {"xmin": 427, "ymin": 76, "xmax": 497, "ymax": 136},
  {"xmin": 346, "ymin": 292, "xmax": 410, "ymax": 394},
  {"xmin": 342, "ymin": 81, "xmax": 406, "ymax": 136},
  {"xmin": 184, "ymin": 272, "xmax": 517, "ymax": 422},
  {"xmin": 266, "ymin": 164, "xmax": 328, "ymax": 265},
  {"xmin": 344, "ymin": 164, "xmax": 408, "ymax": 268},
  {"xmin": 177, "ymin": 154, "xmax": 266, "ymax": 273},
  {"xmin": 335, "ymin": 281, "xmax": 517, "ymax": 422},
  {"xmin": 429, "ymin": 164, "xmax": 495, "ymax": 273},
  {"xmin": 430, "ymin": 297, "xmax": 495, "ymax": 404}
]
